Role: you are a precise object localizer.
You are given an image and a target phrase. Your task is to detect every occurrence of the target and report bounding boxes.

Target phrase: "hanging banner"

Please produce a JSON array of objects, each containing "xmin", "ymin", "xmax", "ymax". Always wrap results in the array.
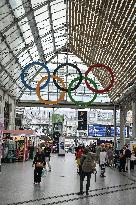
[
  {"xmin": 52, "ymin": 114, "xmax": 64, "ymax": 123},
  {"xmin": 58, "ymin": 136, "xmax": 65, "ymax": 156}
]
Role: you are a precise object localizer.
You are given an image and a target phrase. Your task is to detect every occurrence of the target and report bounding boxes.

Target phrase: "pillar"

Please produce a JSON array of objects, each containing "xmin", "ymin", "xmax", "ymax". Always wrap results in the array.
[
  {"xmin": 120, "ymin": 107, "xmax": 127, "ymax": 148},
  {"xmin": 0, "ymin": 134, "xmax": 2, "ymax": 172},
  {"xmin": 132, "ymin": 101, "xmax": 136, "ymax": 140},
  {"xmin": 113, "ymin": 105, "xmax": 117, "ymax": 149}
]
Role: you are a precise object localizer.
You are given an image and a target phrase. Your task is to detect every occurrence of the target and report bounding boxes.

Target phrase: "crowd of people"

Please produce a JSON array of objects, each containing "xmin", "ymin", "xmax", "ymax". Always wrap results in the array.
[
  {"xmin": 75, "ymin": 143, "xmax": 135, "ymax": 195},
  {"xmin": 32, "ymin": 142, "xmax": 135, "ymax": 195}
]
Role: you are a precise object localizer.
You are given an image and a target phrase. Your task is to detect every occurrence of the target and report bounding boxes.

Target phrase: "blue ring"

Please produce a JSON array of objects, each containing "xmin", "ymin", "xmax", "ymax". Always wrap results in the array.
[{"xmin": 20, "ymin": 61, "xmax": 50, "ymax": 91}]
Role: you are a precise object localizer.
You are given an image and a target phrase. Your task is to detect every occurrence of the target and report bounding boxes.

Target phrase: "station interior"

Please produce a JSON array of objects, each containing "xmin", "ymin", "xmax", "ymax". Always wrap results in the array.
[{"xmin": 0, "ymin": 0, "xmax": 136, "ymax": 205}]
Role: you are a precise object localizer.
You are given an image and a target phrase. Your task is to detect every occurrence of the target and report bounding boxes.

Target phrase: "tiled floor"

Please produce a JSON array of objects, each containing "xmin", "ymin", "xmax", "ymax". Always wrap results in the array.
[{"xmin": 0, "ymin": 153, "xmax": 136, "ymax": 205}]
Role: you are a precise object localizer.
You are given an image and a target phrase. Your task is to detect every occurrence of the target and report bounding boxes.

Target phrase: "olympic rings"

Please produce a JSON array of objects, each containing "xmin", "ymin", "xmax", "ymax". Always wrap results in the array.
[
  {"xmin": 21, "ymin": 61, "xmax": 115, "ymax": 106},
  {"xmin": 68, "ymin": 76, "xmax": 97, "ymax": 107},
  {"xmin": 53, "ymin": 63, "xmax": 83, "ymax": 92},
  {"xmin": 20, "ymin": 61, "xmax": 50, "ymax": 91},
  {"xmin": 85, "ymin": 64, "xmax": 114, "ymax": 94},
  {"xmin": 36, "ymin": 75, "xmax": 66, "ymax": 105}
]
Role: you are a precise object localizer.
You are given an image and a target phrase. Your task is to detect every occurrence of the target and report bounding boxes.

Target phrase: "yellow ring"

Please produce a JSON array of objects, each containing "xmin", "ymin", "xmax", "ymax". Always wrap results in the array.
[{"xmin": 36, "ymin": 75, "xmax": 66, "ymax": 104}]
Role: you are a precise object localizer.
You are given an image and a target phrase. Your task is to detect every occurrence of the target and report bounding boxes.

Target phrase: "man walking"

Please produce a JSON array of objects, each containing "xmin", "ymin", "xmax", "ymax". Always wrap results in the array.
[{"xmin": 78, "ymin": 148, "xmax": 97, "ymax": 195}]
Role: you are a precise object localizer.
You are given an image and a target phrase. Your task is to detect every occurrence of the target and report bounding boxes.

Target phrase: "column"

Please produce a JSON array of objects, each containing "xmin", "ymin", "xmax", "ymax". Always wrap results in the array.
[
  {"xmin": 113, "ymin": 105, "xmax": 117, "ymax": 150},
  {"xmin": 0, "ymin": 134, "xmax": 2, "ymax": 172},
  {"xmin": 120, "ymin": 107, "xmax": 127, "ymax": 148},
  {"xmin": 132, "ymin": 100, "xmax": 136, "ymax": 140}
]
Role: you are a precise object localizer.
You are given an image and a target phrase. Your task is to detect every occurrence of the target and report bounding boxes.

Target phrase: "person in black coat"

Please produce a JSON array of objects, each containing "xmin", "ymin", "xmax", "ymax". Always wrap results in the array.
[
  {"xmin": 33, "ymin": 148, "xmax": 45, "ymax": 184},
  {"xmin": 119, "ymin": 148, "xmax": 126, "ymax": 172},
  {"xmin": 44, "ymin": 144, "xmax": 51, "ymax": 171}
]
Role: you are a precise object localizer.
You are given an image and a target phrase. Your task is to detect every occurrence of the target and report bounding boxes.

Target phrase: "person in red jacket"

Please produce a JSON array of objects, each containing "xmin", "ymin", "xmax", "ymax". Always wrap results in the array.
[{"xmin": 76, "ymin": 146, "xmax": 83, "ymax": 175}]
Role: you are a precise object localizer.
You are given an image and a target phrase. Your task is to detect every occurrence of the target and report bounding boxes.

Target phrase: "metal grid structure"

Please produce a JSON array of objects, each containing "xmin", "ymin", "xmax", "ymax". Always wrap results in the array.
[
  {"xmin": 0, "ymin": 0, "xmax": 135, "ymax": 105},
  {"xmin": 68, "ymin": 0, "xmax": 136, "ymax": 103}
]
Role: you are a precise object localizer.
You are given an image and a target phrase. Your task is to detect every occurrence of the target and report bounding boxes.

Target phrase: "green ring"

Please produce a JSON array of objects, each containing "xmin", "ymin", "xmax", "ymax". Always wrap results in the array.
[{"xmin": 68, "ymin": 76, "xmax": 97, "ymax": 107}]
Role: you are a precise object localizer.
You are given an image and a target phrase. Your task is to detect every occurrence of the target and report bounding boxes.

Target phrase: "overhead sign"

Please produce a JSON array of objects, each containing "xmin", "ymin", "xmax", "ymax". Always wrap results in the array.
[
  {"xmin": 88, "ymin": 124, "xmax": 106, "ymax": 137},
  {"xmin": 88, "ymin": 124, "xmax": 129, "ymax": 137}
]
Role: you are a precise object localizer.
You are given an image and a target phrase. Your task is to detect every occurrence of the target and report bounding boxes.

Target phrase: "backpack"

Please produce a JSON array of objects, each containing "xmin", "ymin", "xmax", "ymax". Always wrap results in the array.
[
  {"xmin": 82, "ymin": 152, "xmax": 96, "ymax": 173},
  {"xmin": 107, "ymin": 149, "xmax": 113, "ymax": 158}
]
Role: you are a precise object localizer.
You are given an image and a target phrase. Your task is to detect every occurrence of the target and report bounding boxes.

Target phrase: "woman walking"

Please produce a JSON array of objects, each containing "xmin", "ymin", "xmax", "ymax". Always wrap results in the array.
[{"xmin": 33, "ymin": 148, "xmax": 45, "ymax": 184}]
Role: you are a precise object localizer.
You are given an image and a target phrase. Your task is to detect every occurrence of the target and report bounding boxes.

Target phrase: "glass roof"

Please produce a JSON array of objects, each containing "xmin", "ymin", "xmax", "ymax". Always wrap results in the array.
[
  {"xmin": 0, "ymin": 0, "xmax": 110, "ymax": 104},
  {"xmin": 0, "ymin": 0, "xmax": 67, "ymax": 98},
  {"xmin": 1, "ymin": 0, "xmax": 135, "ymax": 106}
]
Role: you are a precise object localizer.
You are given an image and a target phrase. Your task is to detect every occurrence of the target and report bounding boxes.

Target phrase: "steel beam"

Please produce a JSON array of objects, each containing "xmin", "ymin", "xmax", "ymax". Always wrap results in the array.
[
  {"xmin": 2, "ymin": 0, "xmax": 56, "ymax": 34},
  {"xmin": 2, "ymin": 25, "xmax": 65, "ymax": 70},
  {"xmin": 47, "ymin": 0, "xmax": 56, "ymax": 52},
  {"xmin": 17, "ymin": 100, "xmax": 119, "ymax": 110},
  {"xmin": 117, "ymin": 83, "xmax": 136, "ymax": 106},
  {"xmin": 22, "ymin": 0, "xmax": 46, "ymax": 62},
  {"xmin": 0, "ymin": 81, "xmax": 16, "ymax": 99},
  {"xmin": 0, "ymin": 32, "xmax": 26, "ymax": 92}
]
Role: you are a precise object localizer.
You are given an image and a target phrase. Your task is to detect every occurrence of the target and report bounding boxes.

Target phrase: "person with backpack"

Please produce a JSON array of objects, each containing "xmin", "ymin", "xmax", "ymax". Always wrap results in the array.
[{"xmin": 77, "ymin": 148, "xmax": 97, "ymax": 195}]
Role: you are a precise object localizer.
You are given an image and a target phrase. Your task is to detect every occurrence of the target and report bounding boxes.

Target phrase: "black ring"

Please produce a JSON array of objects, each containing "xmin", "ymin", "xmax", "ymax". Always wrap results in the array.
[{"xmin": 53, "ymin": 63, "xmax": 83, "ymax": 92}]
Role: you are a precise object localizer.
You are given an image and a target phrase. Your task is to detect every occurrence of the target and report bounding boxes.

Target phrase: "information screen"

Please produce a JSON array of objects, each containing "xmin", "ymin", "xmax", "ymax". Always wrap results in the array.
[
  {"xmin": 88, "ymin": 124, "xmax": 107, "ymax": 137},
  {"xmin": 88, "ymin": 124, "xmax": 129, "ymax": 137}
]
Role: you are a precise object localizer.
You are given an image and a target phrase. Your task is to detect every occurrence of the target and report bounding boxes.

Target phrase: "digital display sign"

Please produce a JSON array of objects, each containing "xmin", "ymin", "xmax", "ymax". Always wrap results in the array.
[
  {"xmin": 78, "ymin": 111, "xmax": 87, "ymax": 130},
  {"xmin": 88, "ymin": 124, "xmax": 106, "ymax": 137},
  {"xmin": 88, "ymin": 124, "xmax": 129, "ymax": 137}
]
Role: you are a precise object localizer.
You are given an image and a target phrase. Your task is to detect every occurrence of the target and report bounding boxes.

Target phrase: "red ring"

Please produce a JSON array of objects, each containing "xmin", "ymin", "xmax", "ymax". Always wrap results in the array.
[{"xmin": 85, "ymin": 64, "xmax": 115, "ymax": 94}]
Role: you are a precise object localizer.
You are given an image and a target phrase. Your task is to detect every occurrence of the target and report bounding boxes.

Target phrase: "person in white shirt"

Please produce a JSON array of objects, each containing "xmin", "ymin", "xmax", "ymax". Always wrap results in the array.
[{"xmin": 100, "ymin": 148, "xmax": 107, "ymax": 177}]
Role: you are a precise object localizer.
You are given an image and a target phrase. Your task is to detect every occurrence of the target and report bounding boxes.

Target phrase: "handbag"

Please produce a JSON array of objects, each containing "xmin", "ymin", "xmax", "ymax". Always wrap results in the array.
[
  {"xmin": 42, "ymin": 168, "xmax": 47, "ymax": 177},
  {"xmin": 36, "ymin": 162, "xmax": 43, "ymax": 168}
]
